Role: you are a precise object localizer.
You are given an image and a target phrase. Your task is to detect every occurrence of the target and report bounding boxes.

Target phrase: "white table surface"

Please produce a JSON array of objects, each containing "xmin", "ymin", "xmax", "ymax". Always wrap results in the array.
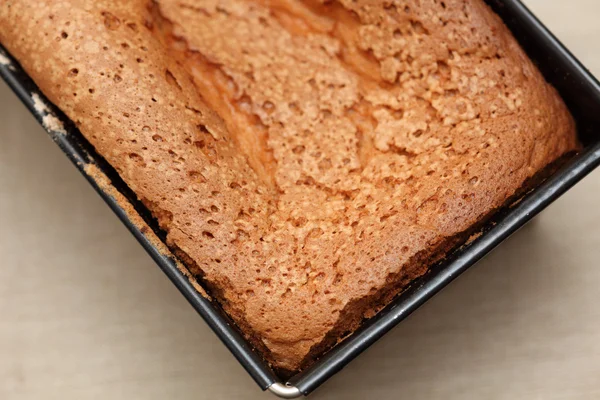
[{"xmin": 1, "ymin": 1, "xmax": 600, "ymax": 399}]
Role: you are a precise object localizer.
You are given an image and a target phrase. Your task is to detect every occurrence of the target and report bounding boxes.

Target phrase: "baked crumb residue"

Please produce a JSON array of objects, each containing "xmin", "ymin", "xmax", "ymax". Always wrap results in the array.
[
  {"xmin": 31, "ymin": 92, "xmax": 67, "ymax": 135},
  {"xmin": 31, "ymin": 92, "xmax": 49, "ymax": 114},
  {"xmin": 0, "ymin": 0, "xmax": 577, "ymax": 372},
  {"xmin": 84, "ymin": 163, "xmax": 211, "ymax": 299},
  {"xmin": 0, "ymin": 50, "xmax": 14, "ymax": 70}
]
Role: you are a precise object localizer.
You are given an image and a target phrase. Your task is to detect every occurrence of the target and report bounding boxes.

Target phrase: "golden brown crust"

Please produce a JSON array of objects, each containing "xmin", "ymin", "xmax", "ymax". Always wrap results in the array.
[{"xmin": 0, "ymin": 0, "xmax": 578, "ymax": 371}]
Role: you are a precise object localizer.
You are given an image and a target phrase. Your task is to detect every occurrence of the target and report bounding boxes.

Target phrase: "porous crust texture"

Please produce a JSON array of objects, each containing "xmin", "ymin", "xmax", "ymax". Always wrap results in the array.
[{"xmin": 0, "ymin": 0, "xmax": 578, "ymax": 372}]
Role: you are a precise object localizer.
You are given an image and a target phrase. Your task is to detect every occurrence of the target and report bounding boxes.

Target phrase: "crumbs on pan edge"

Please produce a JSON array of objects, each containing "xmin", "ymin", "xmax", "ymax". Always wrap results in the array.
[
  {"xmin": 465, "ymin": 231, "xmax": 483, "ymax": 245},
  {"xmin": 84, "ymin": 163, "xmax": 211, "ymax": 300},
  {"xmin": 31, "ymin": 92, "xmax": 67, "ymax": 135},
  {"xmin": 0, "ymin": 51, "xmax": 14, "ymax": 70}
]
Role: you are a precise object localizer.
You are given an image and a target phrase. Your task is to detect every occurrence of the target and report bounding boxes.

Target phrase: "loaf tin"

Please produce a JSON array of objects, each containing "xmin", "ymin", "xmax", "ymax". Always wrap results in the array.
[{"xmin": 2, "ymin": 0, "xmax": 600, "ymax": 397}]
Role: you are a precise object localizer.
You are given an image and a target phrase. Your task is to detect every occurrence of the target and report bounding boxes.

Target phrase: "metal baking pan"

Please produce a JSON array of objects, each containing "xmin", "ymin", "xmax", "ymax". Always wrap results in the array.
[{"xmin": 1, "ymin": 0, "xmax": 599, "ymax": 397}]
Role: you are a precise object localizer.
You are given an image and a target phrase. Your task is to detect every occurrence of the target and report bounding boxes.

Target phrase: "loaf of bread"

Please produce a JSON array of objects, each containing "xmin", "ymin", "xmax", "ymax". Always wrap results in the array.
[{"xmin": 0, "ymin": 0, "xmax": 578, "ymax": 372}]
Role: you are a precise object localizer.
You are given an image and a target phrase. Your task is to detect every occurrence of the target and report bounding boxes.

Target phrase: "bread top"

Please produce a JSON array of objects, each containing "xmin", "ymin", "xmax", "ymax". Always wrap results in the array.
[{"xmin": 0, "ymin": 0, "xmax": 577, "ymax": 371}]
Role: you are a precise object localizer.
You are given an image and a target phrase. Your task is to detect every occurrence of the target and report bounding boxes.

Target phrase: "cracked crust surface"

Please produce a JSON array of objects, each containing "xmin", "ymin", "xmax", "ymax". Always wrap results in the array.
[{"xmin": 0, "ymin": 0, "xmax": 578, "ymax": 371}]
